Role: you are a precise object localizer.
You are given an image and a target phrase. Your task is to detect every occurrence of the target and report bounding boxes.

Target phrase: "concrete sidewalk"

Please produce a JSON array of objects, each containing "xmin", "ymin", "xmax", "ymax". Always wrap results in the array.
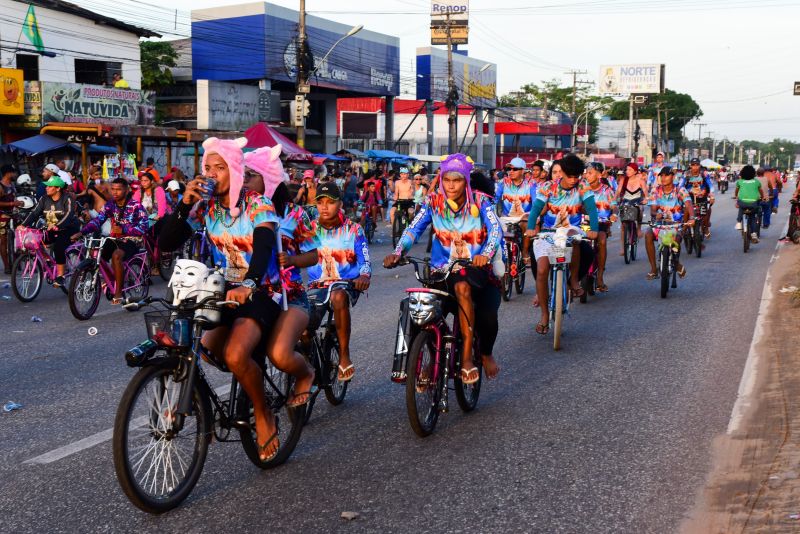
[{"xmin": 682, "ymin": 241, "xmax": 800, "ymax": 533}]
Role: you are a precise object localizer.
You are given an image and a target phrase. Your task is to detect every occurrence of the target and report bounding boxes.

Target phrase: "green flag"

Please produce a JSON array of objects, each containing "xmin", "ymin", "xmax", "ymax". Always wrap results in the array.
[{"xmin": 22, "ymin": 5, "xmax": 44, "ymax": 53}]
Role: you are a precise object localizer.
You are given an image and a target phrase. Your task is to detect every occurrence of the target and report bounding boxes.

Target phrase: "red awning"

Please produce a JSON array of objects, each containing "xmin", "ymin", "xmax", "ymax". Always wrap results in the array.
[{"xmin": 244, "ymin": 123, "xmax": 313, "ymax": 161}]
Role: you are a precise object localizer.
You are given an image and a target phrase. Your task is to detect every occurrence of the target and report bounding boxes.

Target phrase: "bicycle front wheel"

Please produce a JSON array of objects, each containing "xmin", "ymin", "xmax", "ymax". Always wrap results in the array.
[
  {"xmin": 623, "ymin": 223, "xmax": 631, "ymax": 264},
  {"xmin": 68, "ymin": 263, "xmax": 101, "ymax": 320},
  {"xmin": 405, "ymin": 330, "xmax": 442, "ymax": 437},
  {"xmin": 553, "ymin": 269, "xmax": 565, "ymax": 351},
  {"xmin": 112, "ymin": 364, "xmax": 211, "ymax": 514},
  {"xmin": 322, "ymin": 332, "xmax": 349, "ymax": 406},
  {"xmin": 660, "ymin": 248, "xmax": 670, "ymax": 298},
  {"xmin": 11, "ymin": 253, "xmax": 42, "ymax": 302}
]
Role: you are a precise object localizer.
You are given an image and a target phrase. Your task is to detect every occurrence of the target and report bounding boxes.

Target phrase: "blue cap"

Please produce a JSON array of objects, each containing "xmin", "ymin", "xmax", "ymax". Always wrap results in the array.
[
  {"xmin": 399, "ymin": 167, "xmax": 409, "ymax": 173},
  {"xmin": 508, "ymin": 157, "xmax": 527, "ymax": 170}
]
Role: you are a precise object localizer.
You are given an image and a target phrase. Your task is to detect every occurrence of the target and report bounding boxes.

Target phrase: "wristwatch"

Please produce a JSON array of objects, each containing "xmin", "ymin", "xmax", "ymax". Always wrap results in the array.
[{"xmin": 241, "ymin": 278, "xmax": 257, "ymax": 292}]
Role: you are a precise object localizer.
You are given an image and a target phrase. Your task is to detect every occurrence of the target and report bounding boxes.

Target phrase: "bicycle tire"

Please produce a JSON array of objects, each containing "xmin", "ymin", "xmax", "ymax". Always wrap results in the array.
[
  {"xmin": 515, "ymin": 265, "xmax": 526, "ymax": 294},
  {"xmin": 112, "ymin": 364, "xmax": 211, "ymax": 514},
  {"xmin": 11, "ymin": 253, "xmax": 43, "ymax": 302},
  {"xmin": 623, "ymin": 223, "xmax": 631, "ymax": 264},
  {"xmin": 405, "ymin": 330, "xmax": 442, "ymax": 437},
  {"xmin": 365, "ymin": 218, "xmax": 374, "ymax": 244},
  {"xmin": 743, "ymin": 220, "xmax": 750, "ymax": 253},
  {"xmin": 685, "ymin": 229, "xmax": 694, "ymax": 255},
  {"xmin": 631, "ymin": 232, "xmax": 638, "ymax": 261},
  {"xmin": 68, "ymin": 263, "xmax": 101, "ymax": 320},
  {"xmin": 695, "ymin": 228, "xmax": 702, "ymax": 258},
  {"xmin": 322, "ymin": 332, "xmax": 349, "ymax": 406},
  {"xmin": 579, "ymin": 275, "xmax": 590, "ymax": 304},
  {"xmin": 660, "ymin": 248, "xmax": 670, "ymax": 298},
  {"xmin": 453, "ymin": 334, "xmax": 482, "ymax": 413},
  {"xmin": 123, "ymin": 257, "xmax": 150, "ymax": 307},
  {"xmin": 238, "ymin": 362, "xmax": 305, "ymax": 469},
  {"xmin": 553, "ymin": 269, "xmax": 564, "ymax": 351},
  {"xmin": 158, "ymin": 252, "xmax": 174, "ymax": 282},
  {"xmin": 61, "ymin": 248, "xmax": 82, "ymax": 295},
  {"xmin": 392, "ymin": 213, "xmax": 402, "ymax": 249},
  {"xmin": 501, "ymin": 272, "xmax": 512, "ymax": 301}
]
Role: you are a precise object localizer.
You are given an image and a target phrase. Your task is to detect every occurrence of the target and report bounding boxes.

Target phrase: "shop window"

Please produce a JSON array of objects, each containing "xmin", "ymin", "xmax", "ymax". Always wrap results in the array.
[
  {"xmin": 341, "ymin": 112, "xmax": 377, "ymax": 138},
  {"xmin": 15, "ymin": 54, "xmax": 39, "ymax": 81},
  {"xmin": 74, "ymin": 59, "xmax": 123, "ymax": 86}
]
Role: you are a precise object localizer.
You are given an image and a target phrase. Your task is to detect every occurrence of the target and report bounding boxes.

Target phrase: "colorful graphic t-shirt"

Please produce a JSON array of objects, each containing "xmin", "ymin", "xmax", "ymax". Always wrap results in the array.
[
  {"xmin": 395, "ymin": 192, "xmax": 502, "ymax": 270},
  {"xmin": 277, "ymin": 204, "xmax": 319, "ymax": 284},
  {"xmin": 495, "ymin": 177, "xmax": 535, "ymax": 217},
  {"xmin": 647, "ymin": 164, "xmax": 664, "ymax": 187},
  {"xmin": 648, "ymin": 186, "xmax": 690, "ymax": 222},
  {"xmin": 535, "ymin": 180, "xmax": 596, "ymax": 229},
  {"xmin": 307, "ymin": 215, "xmax": 371, "ymax": 285},
  {"xmin": 82, "ymin": 199, "xmax": 148, "ymax": 238},
  {"xmin": 588, "ymin": 183, "xmax": 617, "ymax": 222},
  {"xmin": 686, "ymin": 176, "xmax": 715, "ymax": 204}
]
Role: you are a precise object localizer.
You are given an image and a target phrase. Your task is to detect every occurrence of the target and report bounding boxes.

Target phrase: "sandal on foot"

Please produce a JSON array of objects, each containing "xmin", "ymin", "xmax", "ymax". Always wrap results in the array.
[
  {"xmin": 337, "ymin": 364, "xmax": 355, "ymax": 382},
  {"xmin": 678, "ymin": 265, "xmax": 687, "ymax": 278},
  {"xmin": 460, "ymin": 367, "xmax": 480, "ymax": 385},
  {"xmin": 570, "ymin": 286, "xmax": 585, "ymax": 298},
  {"xmin": 535, "ymin": 322, "xmax": 549, "ymax": 335},
  {"xmin": 597, "ymin": 283, "xmax": 609, "ymax": 292},
  {"xmin": 523, "ymin": 256, "xmax": 531, "ymax": 267},
  {"xmin": 111, "ymin": 297, "xmax": 123, "ymax": 305},
  {"xmin": 257, "ymin": 431, "xmax": 280, "ymax": 462},
  {"xmin": 646, "ymin": 272, "xmax": 658, "ymax": 280},
  {"xmin": 287, "ymin": 386, "xmax": 318, "ymax": 408}
]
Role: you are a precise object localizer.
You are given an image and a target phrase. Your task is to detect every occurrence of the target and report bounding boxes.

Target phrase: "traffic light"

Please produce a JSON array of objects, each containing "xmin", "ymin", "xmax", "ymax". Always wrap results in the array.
[{"xmin": 292, "ymin": 94, "xmax": 311, "ymax": 127}]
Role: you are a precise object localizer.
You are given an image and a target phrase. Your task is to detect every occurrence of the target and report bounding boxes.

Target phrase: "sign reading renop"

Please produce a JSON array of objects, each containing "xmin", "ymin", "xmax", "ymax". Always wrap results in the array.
[{"xmin": 431, "ymin": 0, "xmax": 469, "ymax": 22}]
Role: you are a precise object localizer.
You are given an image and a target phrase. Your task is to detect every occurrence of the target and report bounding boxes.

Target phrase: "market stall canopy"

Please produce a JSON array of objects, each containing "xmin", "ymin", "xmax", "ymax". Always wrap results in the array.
[
  {"xmin": 700, "ymin": 158, "xmax": 721, "ymax": 169},
  {"xmin": 365, "ymin": 150, "xmax": 417, "ymax": 162},
  {"xmin": 409, "ymin": 154, "xmax": 443, "ymax": 163},
  {"xmin": 314, "ymin": 153, "xmax": 349, "ymax": 162},
  {"xmin": 0, "ymin": 134, "xmax": 78, "ymax": 156},
  {"xmin": 244, "ymin": 123, "xmax": 312, "ymax": 161},
  {"xmin": 334, "ymin": 148, "xmax": 367, "ymax": 159},
  {"xmin": 70, "ymin": 144, "xmax": 119, "ymax": 155}
]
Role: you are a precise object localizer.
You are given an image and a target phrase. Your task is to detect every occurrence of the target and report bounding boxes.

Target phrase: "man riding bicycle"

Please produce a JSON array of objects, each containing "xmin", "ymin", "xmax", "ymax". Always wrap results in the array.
[
  {"xmin": 584, "ymin": 162, "xmax": 617, "ymax": 292},
  {"xmin": 391, "ymin": 167, "xmax": 415, "ymax": 226},
  {"xmin": 644, "ymin": 167, "xmax": 694, "ymax": 280},
  {"xmin": 686, "ymin": 168, "xmax": 715, "ymax": 239},
  {"xmin": 495, "ymin": 157, "xmax": 536, "ymax": 265},
  {"xmin": 72, "ymin": 178, "xmax": 148, "ymax": 304},
  {"xmin": 307, "ymin": 182, "xmax": 371, "ymax": 382},
  {"xmin": 524, "ymin": 154, "xmax": 599, "ymax": 335},
  {"xmin": 734, "ymin": 165, "xmax": 767, "ymax": 243},
  {"xmin": 384, "ymin": 153, "xmax": 502, "ymax": 384}
]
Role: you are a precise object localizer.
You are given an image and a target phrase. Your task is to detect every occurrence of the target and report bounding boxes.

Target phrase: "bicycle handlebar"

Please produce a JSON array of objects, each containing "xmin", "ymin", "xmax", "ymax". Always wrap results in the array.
[{"xmin": 123, "ymin": 295, "xmax": 240, "ymax": 312}]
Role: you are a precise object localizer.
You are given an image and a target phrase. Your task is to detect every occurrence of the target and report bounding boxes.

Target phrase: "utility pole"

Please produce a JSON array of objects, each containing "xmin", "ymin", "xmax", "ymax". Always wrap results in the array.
[
  {"xmin": 295, "ymin": 0, "xmax": 309, "ymax": 148},
  {"xmin": 446, "ymin": 13, "xmax": 457, "ymax": 154},
  {"xmin": 696, "ymin": 122, "xmax": 706, "ymax": 143},
  {"xmin": 655, "ymin": 101, "xmax": 662, "ymax": 154},
  {"xmin": 663, "ymin": 108, "xmax": 673, "ymax": 159},
  {"xmin": 627, "ymin": 95, "xmax": 634, "ymax": 159}
]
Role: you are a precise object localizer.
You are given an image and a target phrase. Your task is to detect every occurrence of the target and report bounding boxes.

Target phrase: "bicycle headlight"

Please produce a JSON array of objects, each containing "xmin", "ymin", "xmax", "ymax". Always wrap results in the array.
[{"xmin": 408, "ymin": 291, "xmax": 441, "ymax": 325}]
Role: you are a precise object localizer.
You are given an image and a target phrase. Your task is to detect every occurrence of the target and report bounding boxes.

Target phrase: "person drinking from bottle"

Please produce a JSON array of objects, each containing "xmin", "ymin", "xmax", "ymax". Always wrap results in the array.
[
  {"xmin": 644, "ymin": 167, "xmax": 694, "ymax": 280},
  {"xmin": 158, "ymin": 137, "xmax": 313, "ymax": 462},
  {"xmin": 583, "ymin": 162, "xmax": 617, "ymax": 292},
  {"xmin": 524, "ymin": 155, "xmax": 599, "ymax": 335},
  {"xmin": 307, "ymin": 182, "xmax": 372, "ymax": 382},
  {"xmin": 384, "ymin": 153, "xmax": 502, "ymax": 384}
]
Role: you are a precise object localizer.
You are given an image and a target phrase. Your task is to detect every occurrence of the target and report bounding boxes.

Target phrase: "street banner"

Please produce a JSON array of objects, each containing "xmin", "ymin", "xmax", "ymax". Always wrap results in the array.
[
  {"xmin": 42, "ymin": 82, "xmax": 154, "ymax": 126},
  {"xmin": 430, "ymin": 25, "xmax": 468, "ymax": 45}
]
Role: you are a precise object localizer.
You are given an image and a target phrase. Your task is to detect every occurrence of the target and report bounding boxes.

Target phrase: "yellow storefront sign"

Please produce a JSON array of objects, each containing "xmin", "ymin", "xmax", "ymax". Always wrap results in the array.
[
  {"xmin": 431, "ymin": 25, "xmax": 468, "ymax": 45},
  {"xmin": 0, "ymin": 68, "xmax": 24, "ymax": 115}
]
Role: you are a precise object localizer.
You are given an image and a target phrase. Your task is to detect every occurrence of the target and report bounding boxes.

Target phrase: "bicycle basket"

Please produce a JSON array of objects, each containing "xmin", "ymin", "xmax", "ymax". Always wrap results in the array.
[
  {"xmin": 15, "ymin": 227, "xmax": 43, "ymax": 252},
  {"xmin": 620, "ymin": 203, "xmax": 639, "ymax": 222},
  {"xmin": 143, "ymin": 310, "xmax": 191, "ymax": 348}
]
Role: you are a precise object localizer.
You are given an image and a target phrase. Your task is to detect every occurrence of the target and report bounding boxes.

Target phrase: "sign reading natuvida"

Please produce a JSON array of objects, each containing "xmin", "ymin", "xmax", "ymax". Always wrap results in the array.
[
  {"xmin": 42, "ymin": 83, "xmax": 154, "ymax": 125},
  {"xmin": 598, "ymin": 64, "xmax": 665, "ymax": 95}
]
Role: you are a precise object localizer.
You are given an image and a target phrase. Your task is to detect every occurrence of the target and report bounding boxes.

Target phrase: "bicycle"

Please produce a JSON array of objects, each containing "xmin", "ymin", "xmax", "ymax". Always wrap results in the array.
[
  {"xmin": 740, "ymin": 204, "xmax": 760, "ymax": 253},
  {"xmin": 533, "ymin": 227, "xmax": 584, "ymax": 351},
  {"xmin": 684, "ymin": 201, "xmax": 707, "ymax": 258},
  {"xmin": 499, "ymin": 216, "xmax": 526, "ymax": 301},
  {"xmin": 619, "ymin": 201, "xmax": 640, "ymax": 264},
  {"xmin": 188, "ymin": 226, "xmax": 214, "ymax": 268},
  {"xmin": 112, "ymin": 292, "xmax": 304, "ymax": 513},
  {"xmin": 356, "ymin": 201, "xmax": 376, "ymax": 244},
  {"xmin": 718, "ymin": 180, "xmax": 728, "ymax": 194},
  {"xmin": 392, "ymin": 201, "xmax": 414, "ymax": 249},
  {"xmin": 386, "ymin": 256, "xmax": 481, "ymax": 437},
  {"xmin": 787, "ymin": 199, "xmax": 800, "ymax": 244},
  {"xmin": 143, "ymin": 231, "xmax": 178, "ymax": 282},
  {"xmin": 649, "ymin": 221, "xmax": 685, "ymax": 298},
  {"xmin": 578, "ymin": 220, "xmax": 607, "ymax": 304},
  {"xmin": 11, "ymin": 226, "xmax": 85, "ymax": 302},
  {"xmin": 300, "ymin": 280, "xmax": 359, "ymax": 424},
  {"xmin": 67, "ymin": 236, "xmax": 150, "ymax": 320}
]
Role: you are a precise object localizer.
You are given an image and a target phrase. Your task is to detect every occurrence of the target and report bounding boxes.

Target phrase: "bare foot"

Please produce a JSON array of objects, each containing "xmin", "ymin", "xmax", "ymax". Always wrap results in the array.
[{"xmin": 482, "ymin": 354, "xmax": 500, "ymax": 379}]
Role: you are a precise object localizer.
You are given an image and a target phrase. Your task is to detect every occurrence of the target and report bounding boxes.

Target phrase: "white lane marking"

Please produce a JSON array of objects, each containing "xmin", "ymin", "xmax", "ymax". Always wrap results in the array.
[
  {"xmin": 727, "ymin": 217, "xmax": 790, "ymax": 434},
  {"xmin": 23, "ymin": 383, "xmax": 230, "ymax": 465}
]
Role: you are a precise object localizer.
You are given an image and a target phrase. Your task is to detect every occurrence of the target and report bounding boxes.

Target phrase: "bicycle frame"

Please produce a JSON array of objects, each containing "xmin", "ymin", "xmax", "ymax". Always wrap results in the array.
[{"xmin": 83, "ymin": 237, "xmax": 149, "ymax": 297}]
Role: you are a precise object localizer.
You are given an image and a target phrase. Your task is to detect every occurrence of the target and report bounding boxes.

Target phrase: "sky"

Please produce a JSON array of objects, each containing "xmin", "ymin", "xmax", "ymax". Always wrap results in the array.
[{"xmin": 82, "ymin": 0, "xmax": 800, "ymax": 144}]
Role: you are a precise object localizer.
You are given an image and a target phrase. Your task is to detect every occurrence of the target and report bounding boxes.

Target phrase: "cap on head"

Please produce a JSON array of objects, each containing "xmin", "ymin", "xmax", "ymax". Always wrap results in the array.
[
  {"xmin": 690, "ymin": 157, "xmax": 701, "ymax": 165},
  {"xmin": 315, "ymin": 182, "xmax": 341, "ymax": 201},
  {"xmin": 658, "ymin": 166, "xmax": 675, "ymax": 176},
  {"xmin": 42, "ymin": 175, "xmax": 66, "ymax": 188},
  {"xmin": 656, "ymin": 151, "xmax": 665, "ymax": 157},
  {"xmin": 508, "ymin": 157, "xmax": 527, "ymax": 169},
  {"xmin": 399, "ymin": 167, "xmax": 409, "ymax": 174},
  {"xmin": 44, "ymin": 163, "xmax": 60, "ymax": 174},
  {"xmin": 166, "ymin": 180, "xmax": 181, "ymax": 191},
  {"xmin": 303, "ymin": 169, "xmax": 315, "ymax": 179}
]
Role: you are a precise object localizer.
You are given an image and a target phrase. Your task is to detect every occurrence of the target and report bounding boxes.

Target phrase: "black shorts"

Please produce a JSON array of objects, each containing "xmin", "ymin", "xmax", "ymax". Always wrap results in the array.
[
  {"xmin": 101, "ymin": 239, "xmax": 140, "ymax": 262},
  {"xmin": 219, "ymin": 289, "xmax": 282, "ymax": 358},
  {"xmin": 395, "ymin": 199, "xmax": 415, "ymax": 212}
]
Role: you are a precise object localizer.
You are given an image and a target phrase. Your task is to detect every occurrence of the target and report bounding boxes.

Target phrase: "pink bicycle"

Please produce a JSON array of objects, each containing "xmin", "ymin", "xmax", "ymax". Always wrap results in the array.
[
  {"xmin": 67, "ymin": 236, "xmax": 150, "ymax": 320},
  {"xmin": 11, "ymin": 227, "xmax": 85, "ymax": 303}
]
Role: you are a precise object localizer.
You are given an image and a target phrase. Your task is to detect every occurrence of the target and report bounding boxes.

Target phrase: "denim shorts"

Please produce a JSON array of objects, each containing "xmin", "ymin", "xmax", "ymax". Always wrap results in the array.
[{"xmin": 287, "ymin": 290, "xmax": 311, "ymax": 315}]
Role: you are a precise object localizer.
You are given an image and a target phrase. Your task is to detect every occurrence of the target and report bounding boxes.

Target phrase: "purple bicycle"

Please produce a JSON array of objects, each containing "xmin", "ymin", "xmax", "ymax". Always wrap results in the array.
[
  {"xmin": 11, "ymin": 226, "xmax": 85, "ymax": 302},
  {"xmin": 67, "ymin": 236, "xmax": 150, "ymax": 320}
]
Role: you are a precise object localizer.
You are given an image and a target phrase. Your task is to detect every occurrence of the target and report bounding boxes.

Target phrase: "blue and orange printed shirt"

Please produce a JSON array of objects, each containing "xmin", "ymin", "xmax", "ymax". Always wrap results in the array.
[
  {"xmin": 494, "ymin": 177, "xmax": 536, "ymax": 217},
  {"xmin": 395, "ymin": 192, "xmax": 502, "ymax": 270},
  {"xmin": 307, "ymin": 215, "xmax": 371, "ymax": 285},
  {"xmin": 82, "ymin": 198, "xmax": 148, "ymax": 238},
  {"xmin": 532, "ymin": 180, "xmax": 598, "ymax": 230},
  {"xmin": 587, "ymin": 183, "xmax": 617, "ymax": 222},
  {"xmin": 277, "ymin": 204, "xmax": 319, "ymax": 284},
  {"xmin": 648, "ymin": 185, "xmax": 690, "ymax": 222}
]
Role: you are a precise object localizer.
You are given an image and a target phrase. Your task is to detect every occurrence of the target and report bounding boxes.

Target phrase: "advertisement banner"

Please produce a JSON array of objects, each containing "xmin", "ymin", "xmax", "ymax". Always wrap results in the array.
[
  {"xmin": 431, "ymin": 26, "xmax": 468, "ymax": 45},
  {"xmin": 416, "ymin": 47, "xmax": 496, "ymax": 108},
  {"xmin": 42, "ymin": 82, "xmax": 155, "ymax": 126},
  {"xmin": 8, "ymin": 81, "xmax": 42, "ymax": 129},
  {"xmin": 0, "ymin": 68, "xmax": 24, "ymax": 115},
  {"xmin": 197, "ymin": 80, "xmax": 259, "ymax": 131},
  {"xmin": 598, "ymin": 64, "xmax": 665, "ymax": 95},
  {"xmin": 431, "ymin": 1, "xmax": 469, "ymax": 24}
]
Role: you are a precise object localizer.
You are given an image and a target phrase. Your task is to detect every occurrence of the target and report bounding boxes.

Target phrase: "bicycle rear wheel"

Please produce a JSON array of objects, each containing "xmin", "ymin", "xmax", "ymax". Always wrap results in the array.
[
  {"xmin": 68, "ymin": 263, "xmax": 101, "ymax": 320},
  {"xmin": 123, "ymin": 256, "xmax": 150, "ymax": 306},
  {"xmin": 112, "ymin": 364, "xmax": 211, "ymax": 514},
  {"xmin": 514, "ymin": 253, "xmax": 526, "ymax": 294},
  {"xmin": 685, "ymin": 228, "xmax": 694, "ymax": 255},
  {"xmin": 405, "ymin": 330, "xmax": 443, "ymax": 437},
  {"xmin": 11, "ymin": 253, "xmax": 42, "ymax": 302},
  {"xmin": 742, "ymin": 220, "xmax": 750, "ymax": 253},
  {"xmin": 695, "ymin": 227, "xmax": 703, "ymax": 258},
  {"xmin": 553, "ymin": 269, "xmax": 565, "ymax": 351},
  {"xmin": 453, "ymin": 334, "xmax": 482, "ymax": 413},
  {"xmin": 392, "ymin": 213, "xmax": 403, "ymax": 248}
]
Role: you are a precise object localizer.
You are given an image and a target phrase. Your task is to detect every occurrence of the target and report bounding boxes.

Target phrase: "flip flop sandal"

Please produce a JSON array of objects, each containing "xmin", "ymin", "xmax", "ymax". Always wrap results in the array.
[
  {"xmin": 287, "ymin": 386, "xmax": 318, "ymax": 408},
  {"xmin": 535, "ymin": 322, "xmax": 549, "ymax": 335},
  {"xmin": 460, "ymin": 367, "xmax": 480, "ymax": 385},
  {"xmin": 111, "ymin": 297, "xmax": 123, "ymax": 305},
  {"xmin": 597, "ymin": 284, "xmax": 609, "ymax": 292},
  {"xmin": 523, "ymin": 256, "xmax": 531, "ymax": 266},
  {"xmin": 678, "ymin": 266, "xmax": 687, "ymax": 278},
  {"xmin": 570, "ymin": 286, "xmax": 585, "ymax": 298},
  {"xmin": 338, "ymin": 364, "xmax": 355, "ymax": 382},
  {"xmin": 646, "ymin": 272, "xmax": 658, "ymax": 280},
  {"xmin": 257, "ymin": 431, "xmax": 280, "ymax": 462}
]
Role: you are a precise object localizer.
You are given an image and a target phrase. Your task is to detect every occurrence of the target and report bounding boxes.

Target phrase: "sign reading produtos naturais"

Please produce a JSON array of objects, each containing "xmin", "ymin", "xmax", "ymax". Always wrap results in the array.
[
  {"xmin": 42, "ymin": 82, "xmax": 155, "ymax": 126},
  {"xmin": 599, "ymin": 64, "xmax": 665, "ymax": 95},
  {"xmin": 0, "ymin": 68, "xmax": 24, "ymax": 115}
]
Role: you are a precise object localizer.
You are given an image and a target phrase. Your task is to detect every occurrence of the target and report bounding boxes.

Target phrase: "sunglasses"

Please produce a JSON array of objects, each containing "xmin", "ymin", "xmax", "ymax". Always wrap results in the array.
[{"xmin": 505, "ymin": 167, "xmax": 523, "ymax": 172}]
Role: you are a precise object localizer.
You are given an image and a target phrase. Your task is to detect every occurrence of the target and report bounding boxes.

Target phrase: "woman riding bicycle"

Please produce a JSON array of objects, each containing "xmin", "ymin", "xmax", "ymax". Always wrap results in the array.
[
  {"xmin": 18, "ymin": 174, "xmax": 81, "ymax": 288},
  {"xmin": 616, "ymin": 162, "xmax": 648, "ymax": 256},
  {"xmin": 133, "ymin": 172, "xmax": 169, "ymax": 235},
  {"xmin": 158, "ymin": 137, "xmax": 311, "ymax": 462},
  {"xmin": 384, "ymin": 153, "xmax": 503, "ymax": 384}
]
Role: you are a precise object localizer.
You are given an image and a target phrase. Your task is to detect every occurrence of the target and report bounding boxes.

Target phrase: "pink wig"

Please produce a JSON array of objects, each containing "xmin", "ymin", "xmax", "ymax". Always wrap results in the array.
[
  {"xmin": 201, "ymin": 136, "xmax": 248, "ymax": 217},
  {"xmin": 243, "ymin": 144, "xmax": 285, "ymax": 198}
]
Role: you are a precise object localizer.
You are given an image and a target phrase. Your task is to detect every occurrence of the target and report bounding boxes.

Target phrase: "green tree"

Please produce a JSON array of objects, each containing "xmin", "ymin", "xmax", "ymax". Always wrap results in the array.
[
  {"xmin": 140, "ymin": 41, "xmax": 178, "ymax": 91},
  {"xmin": 607, "ymin": 89, "xmax": 702, "ymax": 151}
]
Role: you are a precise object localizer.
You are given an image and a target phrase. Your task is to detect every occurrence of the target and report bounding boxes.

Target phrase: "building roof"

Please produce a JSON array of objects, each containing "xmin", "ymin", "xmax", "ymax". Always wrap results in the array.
[{"xmin": 20, "ymin": 0, "xmax": 161, "ymax": 38}]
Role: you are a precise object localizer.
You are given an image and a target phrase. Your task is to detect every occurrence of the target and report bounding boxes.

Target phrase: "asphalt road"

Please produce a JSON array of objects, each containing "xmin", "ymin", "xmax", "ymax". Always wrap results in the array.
[{"xmin": 0, "ymin": 191, "xmax": 791, "ymax": 533}]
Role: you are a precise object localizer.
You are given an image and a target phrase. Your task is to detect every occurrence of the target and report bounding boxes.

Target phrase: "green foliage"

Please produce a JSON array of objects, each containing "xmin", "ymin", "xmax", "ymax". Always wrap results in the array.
[
  {"xmin": 140, "ymin": 41, "xmax": 178, "ymax": 91},
  {"xmin": 607, "ymin": 89, "xmax": 702, "ymax": 147}
]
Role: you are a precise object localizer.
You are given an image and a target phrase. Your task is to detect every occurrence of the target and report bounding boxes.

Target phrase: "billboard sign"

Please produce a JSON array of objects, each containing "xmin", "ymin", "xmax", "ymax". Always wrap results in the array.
[
  {"xmin": 431, "ymin": 1, "xmax": 469, "ymax": 24},
  {"xmin": 794, "ymin": 81, "xmax": 800, "ymax": 96},
  {"xmin": 416, "ymin": 47, "xmax": 496, "ymax": 108},
  {"xmin": 0, "ymin": 68, "xmax": 24, "ymax": 115},
  {"xmin": 197, "ymin": 80, "xmax": 259, "ymax": 131},
  {"xmin": 8, "ymin": 81, "xmax": 42, "ymax": 129},
  {"xmin": 42, "ymin": 82, "xmax": 154, "ymax": 126},
  {"xmin": 431, "ymin": 26, "xmax": 468, "ymax": 45},
  {"xmin": 599, "ymin": 64, "xmax": 665, "ymax": 95}
]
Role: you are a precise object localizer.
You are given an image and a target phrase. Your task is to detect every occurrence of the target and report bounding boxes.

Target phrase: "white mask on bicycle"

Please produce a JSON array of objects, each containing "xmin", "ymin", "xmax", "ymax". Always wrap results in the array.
[{"xmin": 169, "ymin": 259, "xmax": 210, "ymax": 305}]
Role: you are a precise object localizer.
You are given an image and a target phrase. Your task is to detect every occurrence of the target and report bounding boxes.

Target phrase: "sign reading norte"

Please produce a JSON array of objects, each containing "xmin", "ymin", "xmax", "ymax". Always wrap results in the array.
[{"xmin": 599, "ymin": 64, "xmax": 665, "ymax": 95}]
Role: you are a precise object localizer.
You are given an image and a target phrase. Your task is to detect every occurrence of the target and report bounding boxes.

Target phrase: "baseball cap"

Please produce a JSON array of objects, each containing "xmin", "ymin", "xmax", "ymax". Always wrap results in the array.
[
  {"xmin": 399, "ymin": 166, "xmax": 409, "ymax": 173},
  {"xmin": 44, "ymin": 163, "xmax": 60, "ymax": 174},
  {"xmin": 315, "ymin": 181, "xmax": 341, "ymax": 201},
  {"xmin": 43, "ymin": 175, "xmax": 66, "ymax": 188},
  {"xmin": 689, "ymin": 157, "xmax": 701, "ymax": 165},
  {"xmin": 57, "ymin": 170, "xmax": 73, "ymax": 185},
  {"xmin": 507, "ymin": 157, "xmax": 527, "ymax": 170},
  {"xmin": 166, "ymin": 180, "xmax": 181, "ymax": 191},
  {"xmin": 302, "ymin": 169, "xmax": 315, "ymax": 179},
  {"xmin": 656, "ymin": 151, "xmax": 665, "ymax": 157},
  {"xmin": 658, "ymin": 166, "xmax": 675, "ymax": 175}
]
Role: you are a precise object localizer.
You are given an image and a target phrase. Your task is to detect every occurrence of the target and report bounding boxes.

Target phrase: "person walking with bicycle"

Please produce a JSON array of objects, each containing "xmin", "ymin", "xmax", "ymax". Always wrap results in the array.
[
  {"xmin": 734, "ymin": 165, "xmax": 767, "ymax": 244},
  {"xmin": 384, "ymin": 153, "xmax": 503, "ymax": 383},
  {"xmin": 18, "ymin": 175, "xmax": 80, "ymax": 287},
  {"xmin": 495, "ymin": 157, "xmax": 536, "ymax": 266},
  {"xmin": 644, "ymin": 167, "xmax": 694, "ymax": 280},
  {"xmin": 72, "ymin": 178, "xmax": 148, "ymax": 304},
  {"xmin": 525, "ymin": 155, "xmax": 599, "ymax": 335},
  {"xmin": 584, "ymin": 162, "xmax": 617, "ymax": 292}
]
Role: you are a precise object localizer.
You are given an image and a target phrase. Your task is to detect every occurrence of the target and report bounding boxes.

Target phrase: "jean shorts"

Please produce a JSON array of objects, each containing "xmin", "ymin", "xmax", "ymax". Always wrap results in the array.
[{"xmin": 287, "ymin": 290, "xmax": 311, "ymax": 315}]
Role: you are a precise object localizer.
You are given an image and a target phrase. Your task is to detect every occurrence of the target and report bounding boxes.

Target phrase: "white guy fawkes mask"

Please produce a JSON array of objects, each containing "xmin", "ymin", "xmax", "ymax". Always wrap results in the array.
[{"xmin": 169, "ymin": 259, "xmax": 210, "ymax": 304}]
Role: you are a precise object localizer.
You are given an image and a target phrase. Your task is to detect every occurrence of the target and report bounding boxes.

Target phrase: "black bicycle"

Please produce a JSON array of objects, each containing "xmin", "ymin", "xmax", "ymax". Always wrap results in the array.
[
  {"xmin": 112, "ymin": 294, "xmax": 304, "ymax": 514},
  {"xmin": 619, "ymin": 201, "xmax": 640, "ymax": 264},
  {"xmin": 392, "ymin": 202, "xmax": 414, "ymax": 248}
]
